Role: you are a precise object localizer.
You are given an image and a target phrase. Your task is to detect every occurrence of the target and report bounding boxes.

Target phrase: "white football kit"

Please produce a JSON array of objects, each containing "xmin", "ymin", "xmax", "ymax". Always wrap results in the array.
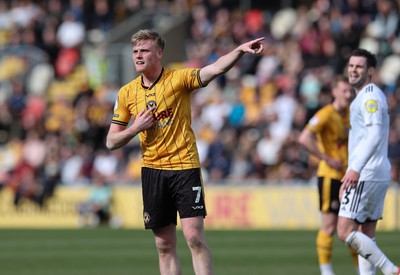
[{"xmin": 339, "ymin": 83, "xmax": 391, "ymax": 223}]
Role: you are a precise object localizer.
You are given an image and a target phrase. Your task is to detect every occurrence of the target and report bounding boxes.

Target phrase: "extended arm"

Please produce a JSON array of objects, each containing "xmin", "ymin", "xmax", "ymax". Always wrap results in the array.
[{"xmin": 199, "ymin": 37, "xmax": 265, "ymax": 86}]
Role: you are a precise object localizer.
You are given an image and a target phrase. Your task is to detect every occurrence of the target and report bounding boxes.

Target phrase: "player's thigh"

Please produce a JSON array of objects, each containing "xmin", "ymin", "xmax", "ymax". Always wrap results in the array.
[
  {"xmin": 337, "ymin": 216, "xmax": 359, "ymax": 241},
  {"xmin": 318, "ymin": 177, "xmax": 341, "ymax": 213},
  {"xmin": 142, "ymin": 167, "xmax": 177, "ymax": 229},
  {"xmin": 173, "ymin": 168, "xmax": 207, "ymax": 219},
  {"xmin": 152, "ymin": 223, "xmax": 178, "ymax": 249}
]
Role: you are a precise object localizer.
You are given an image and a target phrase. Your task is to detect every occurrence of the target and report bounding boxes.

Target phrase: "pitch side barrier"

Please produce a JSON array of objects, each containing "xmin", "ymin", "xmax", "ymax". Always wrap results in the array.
[{"xmin": 0, "ymin": 183, "xmax": 399, "ymax": 230}]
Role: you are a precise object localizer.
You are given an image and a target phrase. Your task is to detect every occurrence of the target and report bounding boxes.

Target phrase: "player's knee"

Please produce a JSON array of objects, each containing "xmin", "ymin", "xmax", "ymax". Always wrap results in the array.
[
  {"xmin": 337, "ymin": 227, "xmax": 349, "ymax": 243},
  {"xmin": 155, "ymin": 237, "xmax": 176, "ymax": 255},
  {"xmin": 321, "ymin": 224, "xmax": 336, "ymax": 236},
  {"xmin": 336, "ymin": 218, "xmax": 357, "ymax": 243},
  {"xmin": 185, "ymin": 233, "xmax": 206, "ymax": 252},
  {"xmin": 337, "ymin": 227, "xmax": 358, "ymax": 246}
]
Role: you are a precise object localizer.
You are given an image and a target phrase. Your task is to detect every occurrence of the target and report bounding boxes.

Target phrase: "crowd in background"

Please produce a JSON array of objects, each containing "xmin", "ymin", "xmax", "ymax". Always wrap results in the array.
[{"xmin": 1, "ymin": 0, "xmax": 400, "ymax": 207}]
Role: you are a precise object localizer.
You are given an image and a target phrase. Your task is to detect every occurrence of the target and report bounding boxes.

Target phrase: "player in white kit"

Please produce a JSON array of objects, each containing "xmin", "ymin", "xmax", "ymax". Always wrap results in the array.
[{"xmin": 337, "ymin": 48, "xmax": 399, "ymax": 275}]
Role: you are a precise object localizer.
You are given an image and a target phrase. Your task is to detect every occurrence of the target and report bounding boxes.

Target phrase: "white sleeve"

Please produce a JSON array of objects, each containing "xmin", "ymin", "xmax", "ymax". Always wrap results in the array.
[
  {"xmin": 350, "ymin": 124, "xmax": 381, "ymax": 173},
  {"xmin": 362, "ymin": 87, "xmax": 383, "ymax": 126}
]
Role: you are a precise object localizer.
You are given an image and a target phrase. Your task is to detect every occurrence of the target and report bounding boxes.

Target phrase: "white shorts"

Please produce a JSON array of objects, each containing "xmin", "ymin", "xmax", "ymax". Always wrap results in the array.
[{"xmin": 338, "ymin": 180, "xmax": 390, "ymax": 223}]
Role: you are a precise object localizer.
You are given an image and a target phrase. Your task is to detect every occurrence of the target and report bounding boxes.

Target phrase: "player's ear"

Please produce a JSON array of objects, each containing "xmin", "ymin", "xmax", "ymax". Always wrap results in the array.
[
  {"xmin": 157, "ymin": 49, "xmax": 163, "ymax": 58},
  {"xmin": 367, "ymin": 66, "xmax": 375, "ymax": 77}
]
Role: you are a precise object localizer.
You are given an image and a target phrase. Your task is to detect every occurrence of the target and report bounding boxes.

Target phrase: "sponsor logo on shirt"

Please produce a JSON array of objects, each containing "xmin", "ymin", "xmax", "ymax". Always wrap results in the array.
[{"xmin": 365, "ymin": 99, "xmax": 378, "ymax": 113}]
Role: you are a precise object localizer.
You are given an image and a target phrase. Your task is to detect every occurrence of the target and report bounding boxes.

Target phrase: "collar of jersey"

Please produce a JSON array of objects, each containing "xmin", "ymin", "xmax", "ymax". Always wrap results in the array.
[{"xmin": 141, "ymin": 68, "xmax": 164, "ymax": 90}]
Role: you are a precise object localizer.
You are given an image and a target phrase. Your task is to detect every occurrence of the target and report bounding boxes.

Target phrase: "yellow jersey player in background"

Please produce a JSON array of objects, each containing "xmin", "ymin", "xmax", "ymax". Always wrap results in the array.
[
  {"xmin": 106, "ymin": 29, "xmax": 264, "ymax": 275},
  {"xmin": 298, "ymin": 76, "xmax": 358, "ymax": 275}
]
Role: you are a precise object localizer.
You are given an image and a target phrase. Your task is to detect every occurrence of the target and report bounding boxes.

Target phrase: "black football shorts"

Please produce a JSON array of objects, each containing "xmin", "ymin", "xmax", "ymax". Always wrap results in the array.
[
  {"xmin": 318, "ymin": 177, "xmax": 342, "ymax": 214},
  {"xmin": 141, "ymin": 167, "xmax": 207, "ymax": 229}
]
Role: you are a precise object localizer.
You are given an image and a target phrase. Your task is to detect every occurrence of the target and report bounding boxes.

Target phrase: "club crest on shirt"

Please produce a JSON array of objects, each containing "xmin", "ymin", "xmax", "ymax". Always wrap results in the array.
[
  {"xmin": 143, "ymin": 212, "xmax": 151, "ymax": 224},
  {"xmin": 146, "ymin": 100, "xmax": 157, "ymax": 110},
  {"xmin": 331, "ymin": 200, "xmax": 340, "ymax": 211},
  {"xmin": 365, "ymin": 99, "xmax": 378, "ymax": 113}
]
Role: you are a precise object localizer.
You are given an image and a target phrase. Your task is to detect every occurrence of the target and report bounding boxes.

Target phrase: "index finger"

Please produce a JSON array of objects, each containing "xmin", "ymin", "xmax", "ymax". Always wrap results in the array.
[
  {"xmin": 251, "ymin": 37, "xmax": 265, "ymax": 44},
  {"xmin": 145, "ymin": 106, "xmax": 156, "ymax": 114}
]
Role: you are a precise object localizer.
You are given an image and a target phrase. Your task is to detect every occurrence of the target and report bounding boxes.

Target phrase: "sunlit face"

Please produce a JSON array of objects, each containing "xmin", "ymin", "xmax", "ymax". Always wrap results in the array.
[
  {"xmin": 333, "ymin": 80, "xmax": 353, "ymax": 110},
  {"xmin": 132, "ymin": 39, "xmax": 162, "ymax": 74},
  {"xmin": 347, "ymin": 55, "xmax": 371, "ymax": 90}
]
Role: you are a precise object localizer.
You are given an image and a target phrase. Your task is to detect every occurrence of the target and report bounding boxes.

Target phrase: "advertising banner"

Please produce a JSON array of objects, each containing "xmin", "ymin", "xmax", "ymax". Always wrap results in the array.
[{"xmin": 0, "ymin": 185, "xmax": 398, "ymax": 230}]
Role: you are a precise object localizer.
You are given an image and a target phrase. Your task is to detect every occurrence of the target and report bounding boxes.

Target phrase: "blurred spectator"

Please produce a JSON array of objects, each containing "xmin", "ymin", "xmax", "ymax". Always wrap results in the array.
[
  {"xmin": 0, "ymin": 137, "xmax": 22, "ymax": 194},
  {"xmin": 120, "ymin": 0, "xmax": 142, "ymax": 18},
  {"xmin": 68, "ymin": 0, "xmax": 84, "ymax": 23},
  {"xmin": 56, "ymin": 10, "xmax": 84, "ymax": 49},
  {"xmin": 200, "ymin": 86, "xmax": 231, "ymax": 132},
  {"xmin": 60, "ymin": 145, "xmax": 91, "ymax": 186},
  {"xmin": 78, "ymin": 171, "xmax": 112, "ymax": 227},
  {"xmin": 85, "ymin": 0, "xmax": 114, "ymax": 33},
  {"xmin": 92, "ymin": 149, "xmax": 119, "ymax": 182},
  {"xmin": 299, "ymin": 70, "xmax": 321, "ymax": 112},
  {"xmin": 271, "ymin": 7, "xmax": 298, "ymax": 41},
  {"xmin": 37, "ymin": 134, "xmax": 62, "ymax": 205},
  {"xmin": 256, "ymin": 39, "xmax": 281, "ymax": 87},
  {"xmin": 38, "ymin": 25, "xmax": 59, "ymax": 67},
  {"xmin": 55, "ymin": 11, "xmax": 84, "ymax": 78},
  {"xmin": 0, "ymin": 101, "xmax": 12, "ymax": 144},
  {"xmin": 10, "ymin": 0, "xmax": 41, "ymax": 28},
  {"xmin": 6, "ymin": 79, "xmax": 26, "ymax": 138},
  {"xmin": 46, "ymin": 0, "xmax": 64, "ymax": 22},
  {"xmin": 279, "ymin": 135, "xmax": 311, "ymax": 181},
  {"xmin": 6, "ymin": 130, "xmax": 49, "ymax": 206},
  {"xmin": 190, "ymin": 4, "xmax": 212, "ymax": 43},
  {"xmin": 388, "ymin": 127, "xmax": 400, "ymax": 182},
  {"xmin": 266, "ymin": 87, "xmax": 298, "ymax": 142},
  {"xmin": 0, "ymin": 1, "xmax": 12, "ymax": 31},
  {"xmin": 228, "ymin": 90, "xmax": 246, "ymax": 128},
  {"xmin": 371, "ymin": 0, "xmax": 399, "ymax": 57},
  {"xmin": 20, "ymin": 94, "xmax": 46, "ymax": 133},
  {"xmin": 229, "ymin": 149, "xmax": 251, "ymax": 181},
  {"xmin": 205, "ymin": 128, "xmax": 236, "ymax": 181},
  {"xmin": 255, "ymin": 128, "xmax": 282, "ymax": 178}
]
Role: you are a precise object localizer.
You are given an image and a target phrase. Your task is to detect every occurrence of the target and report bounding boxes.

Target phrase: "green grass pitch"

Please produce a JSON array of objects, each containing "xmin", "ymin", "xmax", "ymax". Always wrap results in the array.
[{"xmin": 0, "ymin": 229, "xmax": 399, "ymax": 275}]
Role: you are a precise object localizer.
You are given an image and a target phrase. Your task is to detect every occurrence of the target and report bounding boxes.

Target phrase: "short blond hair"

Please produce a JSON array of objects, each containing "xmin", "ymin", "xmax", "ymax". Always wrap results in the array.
[
  {"xmin": 130, "ymin": 29, "xmax": 165, "ymax": 50},
  {"xmin": 332, "ymin": 75, "xmax": 349, "ymax": 89}
]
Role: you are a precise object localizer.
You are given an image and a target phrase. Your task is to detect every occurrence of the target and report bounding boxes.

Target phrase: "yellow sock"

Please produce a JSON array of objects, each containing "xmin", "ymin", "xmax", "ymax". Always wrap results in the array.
[
  {"xmin": 316, "ymin": 230, "xmax": 333, "ymax": 265},
  {"xmin": 349, "ymin": 247, "xmax": 359, "ymax": 267}
]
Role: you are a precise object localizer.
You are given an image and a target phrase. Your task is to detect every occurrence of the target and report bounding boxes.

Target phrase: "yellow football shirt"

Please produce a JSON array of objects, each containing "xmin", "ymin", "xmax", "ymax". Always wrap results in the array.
[
  {"xmin": 306, "ymin": 104, "xmax": 350, "ymax": 179},
  {"xmin": 112, "ymin": 67, "xmax": 204, "ymax": 170}
]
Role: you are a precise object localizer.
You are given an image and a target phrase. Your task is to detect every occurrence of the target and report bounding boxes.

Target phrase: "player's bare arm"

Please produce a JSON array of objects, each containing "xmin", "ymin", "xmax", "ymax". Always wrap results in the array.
[
  {"xmin": 298, "ymin": 128, "xmax": 343, "ymax": 170},
  {"xmin": 341, "ymin": 123, "xmax": 381, "ymax": 189},
  {"xmin": 106, "ymin": 108, "xmax": 155, "ymax": 150},
  {"xmin": 199, "ymin": 37, "xmax": 265, "ymax": 85}
]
